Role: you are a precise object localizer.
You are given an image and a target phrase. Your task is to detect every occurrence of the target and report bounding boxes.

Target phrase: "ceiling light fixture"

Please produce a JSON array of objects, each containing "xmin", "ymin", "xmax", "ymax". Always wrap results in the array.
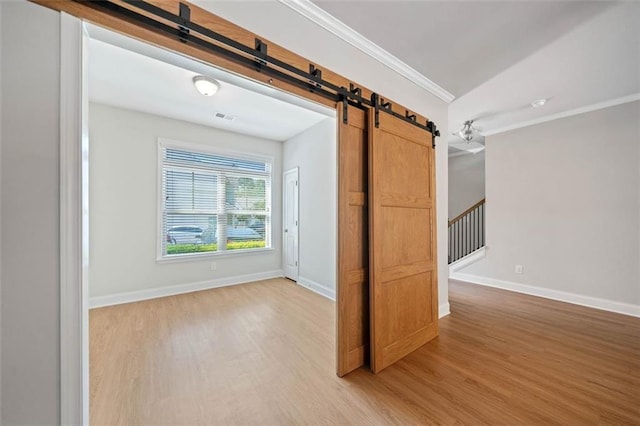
[
  {"xmin": 193, "ymin": 75, "xmax": 220, "ymax": 96},
  {"xmin": 453, "ymin": 120, "xmax": 480, "ymax": 143},
  {"xmin": 531, "ymin": 98, "xmax": 547, "ymax": 108}
]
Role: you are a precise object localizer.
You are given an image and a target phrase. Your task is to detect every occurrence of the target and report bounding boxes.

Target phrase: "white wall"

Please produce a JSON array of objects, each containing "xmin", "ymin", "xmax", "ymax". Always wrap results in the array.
[
  {"xmin": 456, "ymin": 101, "xmax": 640, "ymax": 314},
  {"xmin": 198, "ymin": 1, "xmax": 451, "ymax": 315},
  {"xmin": 448, "ymin": 151, "xmax": 485, "ymax": 218},
  {"xmin": 89, "ymin": 103, "xmax": 283, "ymax": 300},
  {"xmin": 1, "ymin": 2, "xmax": 61, "ymax": 423},
  {"xmin": 283, "ymin": 117, "xmax": 337, "ymax": 299}
]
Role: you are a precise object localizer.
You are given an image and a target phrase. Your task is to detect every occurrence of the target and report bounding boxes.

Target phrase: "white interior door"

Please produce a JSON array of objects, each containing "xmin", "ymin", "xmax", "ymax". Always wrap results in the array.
[{"xmin": 283, "ymin": 168, "xmax": 299, "ymax": 281}]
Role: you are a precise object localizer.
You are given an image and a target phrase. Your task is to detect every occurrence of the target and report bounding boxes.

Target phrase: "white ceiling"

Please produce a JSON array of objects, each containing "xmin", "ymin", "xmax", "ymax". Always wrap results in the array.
[
  {"xmin": 87, "ymin": 25, "xmax": 332, "ymax": 142},
  {"xmin": 311, "ymin": 1, "xmax": 639, "ymax": 154},
  {"xmin": 448, "ymin": 2, "xmax": 640, "ymax": 152},
  {"xmin": 313, "ymin": 1, "xmax": 615, "ymax": 98}
]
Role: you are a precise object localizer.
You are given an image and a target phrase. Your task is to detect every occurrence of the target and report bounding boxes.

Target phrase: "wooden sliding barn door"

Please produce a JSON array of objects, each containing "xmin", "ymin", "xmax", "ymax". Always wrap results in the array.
[
  {"xmin": 336, "ymin": 105, "xmax": 369, "ymax": 376},
  {"xmin": 368, "ymin": 112, "xmax": 438, "ymax": 373}
]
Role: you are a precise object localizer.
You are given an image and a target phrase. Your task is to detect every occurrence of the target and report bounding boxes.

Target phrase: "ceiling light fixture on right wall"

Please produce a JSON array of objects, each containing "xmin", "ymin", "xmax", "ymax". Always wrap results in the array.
[{"xmin": 531, "ymin": 98, "xmax": 547, "ymax": 108}]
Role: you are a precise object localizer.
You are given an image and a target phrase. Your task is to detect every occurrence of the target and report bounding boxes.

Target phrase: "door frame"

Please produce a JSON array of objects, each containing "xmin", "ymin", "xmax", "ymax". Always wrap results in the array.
[
  {"xmin": 50, "ymin": 1, "xmax": 442, "ymax": 422},
  {"xmin": 283, "ymin": 167, "xmax": 300, "ymax": 281},
  {"xmin": 59, "ymin": 12, "xmax": 88, "ymax": 426}
]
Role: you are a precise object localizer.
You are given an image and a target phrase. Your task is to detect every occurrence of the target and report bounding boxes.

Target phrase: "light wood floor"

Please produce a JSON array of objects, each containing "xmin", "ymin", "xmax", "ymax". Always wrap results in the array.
[{"xmin": 90, "ymin": 278, "xmax": 640, "ymax": 425}]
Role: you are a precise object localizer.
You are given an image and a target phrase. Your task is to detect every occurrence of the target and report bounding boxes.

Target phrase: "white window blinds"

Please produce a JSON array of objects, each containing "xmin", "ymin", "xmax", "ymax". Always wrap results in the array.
[{"xmin": 160, "ymin": 143, "xmax": 271, "ymax": 258}]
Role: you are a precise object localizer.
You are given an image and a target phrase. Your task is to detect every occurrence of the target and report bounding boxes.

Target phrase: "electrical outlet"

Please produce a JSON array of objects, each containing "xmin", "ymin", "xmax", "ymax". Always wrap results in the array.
[
  {"xmin": 210, "ymin": 262, "xmax": 217, "ymax": 271},
  {"xmin": 515, "ymin": 265, "xmax": 524, "ymax": 274}
]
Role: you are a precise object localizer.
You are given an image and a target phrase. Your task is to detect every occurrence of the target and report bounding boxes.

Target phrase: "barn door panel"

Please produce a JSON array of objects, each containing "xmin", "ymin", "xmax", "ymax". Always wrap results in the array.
[
  {"xmin": 336, "ymin": 105, "xmax": 369, "ymax": 377},
  {"xmin": 368, "ymin": 111, "xmax": 438, "ymax": 373}
]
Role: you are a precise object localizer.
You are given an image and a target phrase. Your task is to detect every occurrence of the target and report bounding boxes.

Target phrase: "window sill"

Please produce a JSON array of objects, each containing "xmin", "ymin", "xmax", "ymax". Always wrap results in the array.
[{"xmin": 156, "ymin": 247, "xmax": 275, "ymax": 264}]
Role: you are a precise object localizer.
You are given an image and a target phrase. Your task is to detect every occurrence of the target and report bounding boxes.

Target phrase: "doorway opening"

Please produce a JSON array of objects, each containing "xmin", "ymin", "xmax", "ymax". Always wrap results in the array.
[
  {"xmin": 59, "ymin": 1, "xmax": 441, "ymax": 419},
  {"xmin": 84, "ymin": 22, "xmax": 337, "ymax": 420}
]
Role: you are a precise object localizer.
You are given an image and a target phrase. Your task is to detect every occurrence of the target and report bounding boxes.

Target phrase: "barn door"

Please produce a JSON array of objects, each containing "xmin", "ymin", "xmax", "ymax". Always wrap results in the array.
[
  {"xmin": 368, "ymin": 110, "xmax": 438, "ymax": 373},
  {"xmin": 336, "ymin": 104, "xmax": 369, "ymax": 376}
]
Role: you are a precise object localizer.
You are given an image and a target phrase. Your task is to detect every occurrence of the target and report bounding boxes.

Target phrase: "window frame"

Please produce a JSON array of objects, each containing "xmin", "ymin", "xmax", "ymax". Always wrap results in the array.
[{"xmin": 156, "ymin": 137, "xmax": 274, "ymax": 262}]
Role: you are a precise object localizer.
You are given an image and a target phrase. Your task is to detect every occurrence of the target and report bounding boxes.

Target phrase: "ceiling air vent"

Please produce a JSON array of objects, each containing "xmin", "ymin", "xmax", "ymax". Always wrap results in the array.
[{"xmin": 215, "ymin": 112, "xmax": 237, "ymax": 121}]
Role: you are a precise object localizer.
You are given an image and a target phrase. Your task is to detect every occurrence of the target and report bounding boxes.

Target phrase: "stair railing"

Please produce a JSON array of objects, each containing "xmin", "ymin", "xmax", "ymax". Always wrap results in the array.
[{"xmin": 448, "ymin": 198, "xmax": 485, "ymax": 264}]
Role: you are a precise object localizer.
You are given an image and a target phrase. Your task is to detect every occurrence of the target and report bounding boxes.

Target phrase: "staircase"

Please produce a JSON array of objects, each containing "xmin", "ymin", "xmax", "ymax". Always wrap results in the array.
[{"xmin": 448, "ymin": 198, "xmax": 485, "ymax": 264}]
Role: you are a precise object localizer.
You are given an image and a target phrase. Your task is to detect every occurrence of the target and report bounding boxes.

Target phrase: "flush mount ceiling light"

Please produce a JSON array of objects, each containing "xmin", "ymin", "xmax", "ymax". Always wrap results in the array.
[
  {"xmin": 531, "ymin": 98, "xmax": 547, "ymax": 108},
  {"xmin": 453, "ymin": 120, "xmax": 480, "ymax": 143},
  {"xmin": 193, "ymin": 75, "xmax": 220, "ymax": 96}
]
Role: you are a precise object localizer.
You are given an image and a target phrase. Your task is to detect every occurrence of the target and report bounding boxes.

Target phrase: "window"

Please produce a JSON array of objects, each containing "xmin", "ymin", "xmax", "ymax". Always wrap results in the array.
[{"xmin": 159, "ymin": 140, "xmax": 271, "ymax": 258}]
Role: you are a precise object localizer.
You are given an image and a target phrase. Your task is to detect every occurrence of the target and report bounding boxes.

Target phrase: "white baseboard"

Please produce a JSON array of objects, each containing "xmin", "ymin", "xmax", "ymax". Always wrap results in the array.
[
  {"xmin": 297, "ymin": 276, "xmax": 336, "ymax": 301},
  {"xmin": 450, "ymin": 272, "xmax": 640, "ymax": 318},
  {"xmin": 439, "ymin": 302, "xmax": 451, "ymax": 318},
  {"xmin": 89, "ymin": 269, "xmax": 284, "ymax": 308},
  {"xmin": 449, "ymin": 247, "xmax": 486, "ymax": 273}
]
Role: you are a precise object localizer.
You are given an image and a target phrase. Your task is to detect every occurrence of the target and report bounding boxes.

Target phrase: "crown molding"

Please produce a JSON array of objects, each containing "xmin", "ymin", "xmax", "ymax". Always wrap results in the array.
[
  {"xmin": 278, "ymin": 0, "xmax": 455, "ymax": 103},
  {"xmin": 448, "ymin": 147, "xmax": 485, "ymax": 158},
  {"xmin": 448, "ymin": 150, "xmax": 469, "ymax": 159},
  {"xmin": 484, "ymin": 93, "xmax": 640, "ymax": 137}
]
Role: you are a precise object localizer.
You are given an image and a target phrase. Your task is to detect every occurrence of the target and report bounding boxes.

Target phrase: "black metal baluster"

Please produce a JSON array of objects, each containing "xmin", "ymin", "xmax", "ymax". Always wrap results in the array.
[
  {"xmin": 468, "ymin": 211, "xmax": 471, "ymax": 254},
  {"xmin": 481, "ymin": 204, "xmax": 484, "ymax": 247},
  {"xmin": 452, "ymin": 225, "xmax": 455, "ymax": 262},
  {"xmin": 465, "ymin": 214, "xmax": 468, "ymax": 257},
  {"xmin": 470, "ymin": 209, "xmax": 474, "ymax": 252},
  {"xmin": 474, "ymin": 208, "xmax": 477, "ymax": 251},
  {"xmin": 472, "ymin": 209, "xmax": 475, "ymax": 251},
  {"xmin": 462, "ymin": 218, "xmax": 464, "ymax": 259},
  {"xmin": 448, "ymin": 225, "xmax": 451, "ymax": 263},
  {"xmin": 468, "ymin": 212, "xmax": 472, "ymax": 254},
  {"xmin": 458, "ymin": 221, "xmax": 461, "ymax": 261},
  {"xmin": 454, "ymin": 222, "xmax": 457, "ymax": 262},
  {"xmin": 464, "ymin": 214, "xmax": 468, "ymax": 257},
  {"xmin": 463, "ymin": 215, "xmax": 466, "ymax": 258},
  {"xmin": 473, "ymin": 206, "xmax": 480, "ymax": 250}
]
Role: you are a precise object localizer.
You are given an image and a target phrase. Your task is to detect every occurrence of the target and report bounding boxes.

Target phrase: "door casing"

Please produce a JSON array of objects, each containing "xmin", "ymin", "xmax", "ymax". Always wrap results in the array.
[{"xmin": 283, "ymin": 167, "xmax": 299, "ymax": 281}]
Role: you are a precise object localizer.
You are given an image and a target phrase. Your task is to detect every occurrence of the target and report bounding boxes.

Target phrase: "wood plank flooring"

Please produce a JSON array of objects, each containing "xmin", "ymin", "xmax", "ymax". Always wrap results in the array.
[{"xmin": 90, "ymin": 278, "xmax": 640, "ymax": 425}]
